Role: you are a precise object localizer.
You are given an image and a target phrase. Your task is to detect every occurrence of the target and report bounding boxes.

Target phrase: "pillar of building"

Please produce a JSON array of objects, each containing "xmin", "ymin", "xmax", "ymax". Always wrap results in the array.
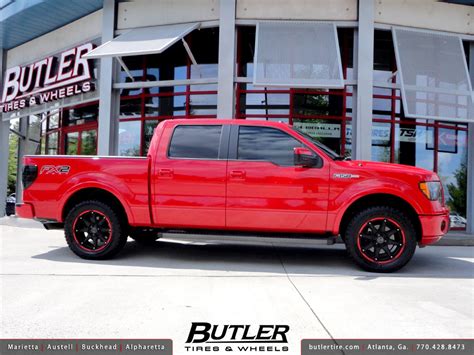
[
  {"xmin": 466, "ymin": 43, "xmax": 474, "ymax": 235},
  {"xmin": 216, "ymin": 0, "xmax": 236, "ymax": 118},
  {"xmin": 15, "ymin": 116, "xmax": 28, "ymax": 204},
  {"xmin": 0, "ymin": 50, "xmax": 9, "ymax": 217},
  {"xmin": 351, "ymin": 0, "xmax": 374, "ymax": 161},
  {"xmin": 97, "ymin": 0, "xmax": 119, "ymax": 155}
]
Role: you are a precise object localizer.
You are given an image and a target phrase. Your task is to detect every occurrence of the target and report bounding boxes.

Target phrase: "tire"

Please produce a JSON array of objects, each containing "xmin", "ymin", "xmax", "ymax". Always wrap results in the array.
[
  {"xmin": 344, "ymin": 206, "xmax": 417, "ymax": 273},
  {"xmin": 64, "ymin": 200, "xmax": 128, "ymax": 260},
  {"xmin": 129, "ymin": 229, "xmax": 160, "ymax": 245}
]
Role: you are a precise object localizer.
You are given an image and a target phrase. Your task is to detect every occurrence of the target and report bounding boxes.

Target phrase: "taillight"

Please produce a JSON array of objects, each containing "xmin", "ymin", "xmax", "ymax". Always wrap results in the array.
[{"xmin": 22, "ymin": 165, "xmax": 38, "ymax": 189}]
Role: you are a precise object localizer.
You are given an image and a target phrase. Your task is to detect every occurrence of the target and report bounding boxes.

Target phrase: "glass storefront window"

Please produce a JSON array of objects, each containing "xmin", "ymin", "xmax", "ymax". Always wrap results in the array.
[
  {"xmin": 81, "ymin": 130, "xmax": 97, "ymax": 155},
  {"xmin": 119, "ymin": 120, "xmax": 141, "ymax": 156},
  {"xmin": 65, "ymin": 104, "xmax": 99, "ymax": 126},
  {"xmin": 48, "ymin": 110, "xmax": 60, "ymax": 130},
  {"xmin": 46, "ymin": 132, "xmax": 58, "ymax": 155},
  {"xmin": 117, "ymin": 28, "xmax": 219, "ymax": 156},
  {"xmin": 438, "ymin": 129, "xmax": 468, "ymax": 223},
  {"xmin": 40, "ymin": 102, "xmax": 99, "ymax": 156},
  {"xmin": 394, "ymin": 123, "xmax": 434, "ymax": 171},
  {"xmin": 120, "ymin": 98, "xmax": 142, "ymax": 119},
  {"xmin": 65, "ymin": 132, "xmax": 79, "ymax": 155}
]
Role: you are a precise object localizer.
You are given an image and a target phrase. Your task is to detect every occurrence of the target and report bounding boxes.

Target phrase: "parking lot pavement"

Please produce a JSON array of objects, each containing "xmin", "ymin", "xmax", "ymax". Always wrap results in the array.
[{"xmin": 1, "ymin": 221, "xmax": 473, "ymax": 349}]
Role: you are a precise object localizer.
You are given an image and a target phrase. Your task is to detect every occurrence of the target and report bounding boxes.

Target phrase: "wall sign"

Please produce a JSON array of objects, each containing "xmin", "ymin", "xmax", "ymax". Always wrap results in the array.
[{"xmin": 0, "ymin": 43, "xmax": 95, "ymax": 113}]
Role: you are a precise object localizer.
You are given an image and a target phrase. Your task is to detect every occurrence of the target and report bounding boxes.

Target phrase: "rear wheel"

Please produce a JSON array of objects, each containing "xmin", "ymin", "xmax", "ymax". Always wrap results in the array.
[
  {"xmin": 129, "ymin": 228, "xmax": 160, "ymax": 245},
  {"xmin": 344, "ymin": 206, "xmax": 417, "ymax": 272},
  {"xmin": 64, "ymin": 200, "xmax": 127, "ymax": 259}
]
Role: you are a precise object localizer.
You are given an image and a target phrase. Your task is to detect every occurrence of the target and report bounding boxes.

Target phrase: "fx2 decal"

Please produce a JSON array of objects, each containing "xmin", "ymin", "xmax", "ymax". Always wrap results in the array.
[{"xmin": 40, "ymin": 165, "xmax": 71, "ymax": 175}]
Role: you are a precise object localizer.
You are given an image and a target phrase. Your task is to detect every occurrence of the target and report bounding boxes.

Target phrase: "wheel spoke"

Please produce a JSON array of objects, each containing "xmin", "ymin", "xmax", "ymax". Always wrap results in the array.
[
  {"xmin": 386, "ymin": 238, "xmax": 399, "ymax": 245},
  {"xmin": 364, "ymin": 241, "xmax": 375, "ymax": 250},
  {"xmin": 382, "ymin": 245, "xmax": 392, "ymax": 258},
  {"xmin": 380, "ymin": 219, "xmax": 387, "ymax": 232},
  {"xmin": 96, "ymin": 234, "xmax": 107, "ymax": 242},
  {"xmin": 360, "ymin": 234, "xmax": 374, "ymax": 240},
  {"xmin": 386, "ymin": 228, "xmax": 397, "ymax": 237}
]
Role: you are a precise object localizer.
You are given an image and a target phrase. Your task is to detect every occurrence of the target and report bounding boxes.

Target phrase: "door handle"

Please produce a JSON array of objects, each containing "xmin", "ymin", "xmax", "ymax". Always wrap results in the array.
[
  {"xmin": 158, "ymin": 168, "xmax": 174, "ymax": 178},
  {"xmin": 229, "ymin": 170, "xmax": 246, "ymax": 179}
]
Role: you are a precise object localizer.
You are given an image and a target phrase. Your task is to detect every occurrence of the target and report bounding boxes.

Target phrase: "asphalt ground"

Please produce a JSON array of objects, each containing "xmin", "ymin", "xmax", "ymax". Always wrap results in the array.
[{"xmin": 0, "ymin": 218, "xmax": 473, "ymax": 353}]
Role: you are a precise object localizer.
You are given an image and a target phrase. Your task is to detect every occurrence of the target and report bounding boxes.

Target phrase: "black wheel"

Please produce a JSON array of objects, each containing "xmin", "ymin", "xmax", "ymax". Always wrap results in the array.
[
  {"xmin": 129, "ymin": 229, "xmax": 160, "ymax": 245},
  {"xmin": 64, "ymin": 200, "xmax": 128, "ymax": 259},
  {"xmin": 344, "ymin": 206, "xmax": 417, "ymax": 273}
]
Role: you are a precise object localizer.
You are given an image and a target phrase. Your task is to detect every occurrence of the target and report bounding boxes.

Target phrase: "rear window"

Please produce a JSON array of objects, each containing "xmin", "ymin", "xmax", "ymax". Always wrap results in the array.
[{"xmin": 168, "ymin": 125, "xmax": 222, "ymax": 159}]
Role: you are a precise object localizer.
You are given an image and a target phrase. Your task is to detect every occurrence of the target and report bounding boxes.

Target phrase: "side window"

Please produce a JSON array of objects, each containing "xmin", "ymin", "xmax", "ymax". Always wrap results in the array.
[
  {"xmin": 237, "ymin": 126, "xmax": 304, "ymax": 166},
  {"xmin": 169, "ymin": 125, "xmax": 222, "ymax": 159}
]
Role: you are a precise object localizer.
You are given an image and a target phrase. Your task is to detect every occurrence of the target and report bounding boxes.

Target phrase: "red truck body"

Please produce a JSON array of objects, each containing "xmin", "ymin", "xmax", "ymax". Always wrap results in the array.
[{"xmin": 17, "ymin": 119, "xmax": 449, "ymax": 272}]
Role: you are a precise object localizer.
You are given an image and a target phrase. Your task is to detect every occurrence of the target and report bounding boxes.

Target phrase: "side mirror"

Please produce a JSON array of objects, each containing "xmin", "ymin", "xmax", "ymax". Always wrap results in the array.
[{"xmin": 294, "ymin": 147, "xmax": 322, "ymax": 168}]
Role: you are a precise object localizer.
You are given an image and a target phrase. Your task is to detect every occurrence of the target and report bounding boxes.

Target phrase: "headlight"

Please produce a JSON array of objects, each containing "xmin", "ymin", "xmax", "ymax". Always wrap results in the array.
[{"xmin": 419, "ymin": 181, "xmax": 442, "ymax": 201}]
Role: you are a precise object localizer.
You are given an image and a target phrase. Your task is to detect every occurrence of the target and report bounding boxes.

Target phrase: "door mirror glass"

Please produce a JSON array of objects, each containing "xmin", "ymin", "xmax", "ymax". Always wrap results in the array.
[{"xmin": 294, "ymin": 147, "xmax": 322, "ymax": 168}]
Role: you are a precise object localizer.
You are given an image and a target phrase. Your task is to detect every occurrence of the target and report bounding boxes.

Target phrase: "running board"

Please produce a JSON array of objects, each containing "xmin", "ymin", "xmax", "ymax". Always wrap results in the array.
[{"xmin": 160, "ymin": 231, "xmax": 338, "ymax": 247}]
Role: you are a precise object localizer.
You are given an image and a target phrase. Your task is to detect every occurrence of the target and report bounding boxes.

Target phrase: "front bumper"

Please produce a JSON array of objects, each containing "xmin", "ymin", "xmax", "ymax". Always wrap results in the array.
[
  {"xmin": 419, "ymin": 210, "xmax": 450, "ymax": 246},
  {"xmin": 15, "ymin": 203, "xmax": 35, "ymax": 219}
]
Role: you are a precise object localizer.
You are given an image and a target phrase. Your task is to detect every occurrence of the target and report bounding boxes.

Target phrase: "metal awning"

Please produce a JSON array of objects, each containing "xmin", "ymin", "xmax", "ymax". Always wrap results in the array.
[{"xmin": 84, "ymin": 22, "xmax": 199, "ymax": 59}]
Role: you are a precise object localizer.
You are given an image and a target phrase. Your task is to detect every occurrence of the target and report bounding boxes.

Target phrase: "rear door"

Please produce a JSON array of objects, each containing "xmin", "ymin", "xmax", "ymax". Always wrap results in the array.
[
  {"xmin": 226, "ymin": 125, "xmax": 330, "ymax": 232},
  {"xmin": 151, "ymin": 123, "xmax": 230, "ymax": 228}
]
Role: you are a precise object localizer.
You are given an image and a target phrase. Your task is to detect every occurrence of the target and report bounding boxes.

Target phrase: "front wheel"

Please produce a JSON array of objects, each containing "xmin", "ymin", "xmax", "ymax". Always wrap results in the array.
[
  {"xmin": 344, "ymin": 206, "xmax": 417, "ymax": 273},
  {"xmin": 64, "ymin": 200, "xmax": 128, "ymax": 259}
]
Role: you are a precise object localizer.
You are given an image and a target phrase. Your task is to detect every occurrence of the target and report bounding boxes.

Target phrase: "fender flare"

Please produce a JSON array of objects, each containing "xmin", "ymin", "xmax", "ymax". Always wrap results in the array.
[
  {"xmin": 57, "ymin": 181, "xmax": 134, "ymax": 223},
  {"xmin": 329, "ymin": 185, "xmax": 423, "ymax": 235}
]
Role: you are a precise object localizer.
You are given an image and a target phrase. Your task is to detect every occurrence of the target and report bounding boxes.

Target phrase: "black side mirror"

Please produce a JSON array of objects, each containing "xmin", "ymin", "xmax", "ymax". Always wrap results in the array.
[{"xmin": 294, "ymin": 147, "xmax": 322, "ymax": 168}]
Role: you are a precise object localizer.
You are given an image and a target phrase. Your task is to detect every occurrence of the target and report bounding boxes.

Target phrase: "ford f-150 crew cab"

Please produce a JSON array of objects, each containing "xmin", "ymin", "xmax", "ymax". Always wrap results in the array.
[{"xmin": 16, "ymin": 119, "xmax": 450, "ymax": 272}]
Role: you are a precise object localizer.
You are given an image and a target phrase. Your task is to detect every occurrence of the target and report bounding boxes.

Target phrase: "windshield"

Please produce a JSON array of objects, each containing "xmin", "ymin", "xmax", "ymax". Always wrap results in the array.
[{"xmin": 291, "ymin": 126, "xmax": 342, "ymax": 160}]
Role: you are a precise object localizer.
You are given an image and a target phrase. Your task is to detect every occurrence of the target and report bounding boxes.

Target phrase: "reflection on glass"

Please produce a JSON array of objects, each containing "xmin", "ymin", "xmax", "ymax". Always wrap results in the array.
[
  {"xmin": 293, "ymin": 118, "xmax": 343, "ymax": 155},
  {"xmin": 395, "ymin": 123, "xmax": 433, "ymax": 171},
  {"xmin": 144, "ymin": 97, "xmax": 159, "ymax": 117},
  {"xmin": 66, "ymin": 105, "xmax": 98, "ymax": 126},
  {"xmin": 144, "ymin": 120, "xmax": 159, "ymax": 154},
  {"xmin": 371, "ymin": 122, "xmax": 391, "ymax": 163},
  {"xmin": 169, "ymin": 125, "xmax": 222, "ymax": 159},
  {"xmin": 119, "ymin": 121, "xmax": 141, "ymax": 156},
  {"xmin": 120, "ymin": 98, "xmax": 142, "ymax": 119},
  {"xmin": 438, "ymin": 130, "xmax": 467, "ymax": 229},
  {"xmin": 238, "ymin": 126, "xmax": 303, "ymax": 166},
  {"xmin": 48, "ymin": 110, "xmax": 60, "ymax": 130},
  {"xmin": 46, "ymin": 132, "xmax": 58, "ymax": 155},
  {"xmin": 66, "ymin": 132, "xmax": 79, "ymax": 155},
  {"xmin": 81, "ymin": 130, "xmax": 97, "ymax": 155}
]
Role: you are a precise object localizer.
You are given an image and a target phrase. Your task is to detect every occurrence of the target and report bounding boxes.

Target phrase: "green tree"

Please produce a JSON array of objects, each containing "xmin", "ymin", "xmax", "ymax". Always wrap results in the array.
[
  {"xmin": 8, "ymin": 131, "xmax": 18, "ymax": 195},
  {"xmin": 446, "ymin": 163, "xmax": 467, "ymax": 217}
]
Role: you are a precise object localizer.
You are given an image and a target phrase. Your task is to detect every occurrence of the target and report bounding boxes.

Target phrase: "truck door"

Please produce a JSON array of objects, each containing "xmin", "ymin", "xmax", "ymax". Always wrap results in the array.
[
  {"xmin": 226, "ymin": 125, "xmax": 330, "ymax": 232},
  {"xmin": 151, "ymin": 123, "xmax": 229, "ymax": 228}
]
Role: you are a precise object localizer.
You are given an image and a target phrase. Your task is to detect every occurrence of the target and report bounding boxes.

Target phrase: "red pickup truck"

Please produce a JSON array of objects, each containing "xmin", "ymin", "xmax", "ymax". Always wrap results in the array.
[{"xmin": 16, "ymin": 119, "xmax": 449, "ymax": 272}]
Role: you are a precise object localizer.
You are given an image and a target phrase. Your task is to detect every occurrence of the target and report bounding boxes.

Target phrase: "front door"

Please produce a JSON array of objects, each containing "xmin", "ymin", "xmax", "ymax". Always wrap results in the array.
[{"xmin": 226, "ymin": 125, "xmax": 330, "ymax": 233}]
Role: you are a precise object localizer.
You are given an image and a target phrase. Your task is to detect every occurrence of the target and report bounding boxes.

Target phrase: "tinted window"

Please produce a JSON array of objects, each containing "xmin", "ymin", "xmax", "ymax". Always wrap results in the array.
[
  {"xmin": 169, "ymin": 125, "xmax": 222, "ymax": 159},
  {"xmin": 238, "ymin": 126, "xmax": 303, "ymax": 166}
]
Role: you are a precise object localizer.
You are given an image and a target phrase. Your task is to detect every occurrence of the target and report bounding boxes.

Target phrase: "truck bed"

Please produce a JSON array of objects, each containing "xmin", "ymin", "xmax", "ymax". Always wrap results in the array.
[{"xmin": 21, "ymin": 155, "xmax": 151, "ymax": 225}]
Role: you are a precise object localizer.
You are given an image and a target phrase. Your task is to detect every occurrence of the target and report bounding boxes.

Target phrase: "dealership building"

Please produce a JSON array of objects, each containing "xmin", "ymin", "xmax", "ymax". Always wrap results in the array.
[{"xmin": 0, "ymin": 0, "xmax": 473, "ymax": 234}]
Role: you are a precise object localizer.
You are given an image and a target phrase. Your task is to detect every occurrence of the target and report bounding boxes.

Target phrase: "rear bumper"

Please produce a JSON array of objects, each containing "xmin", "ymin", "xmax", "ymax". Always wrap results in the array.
[
  {"xmin": 419, "ymin": 210, "xmax": 450, "ymax": 246},
  {"xmin": 15, "ymin": 203, "xmax": 35, "ymax": 219}
]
